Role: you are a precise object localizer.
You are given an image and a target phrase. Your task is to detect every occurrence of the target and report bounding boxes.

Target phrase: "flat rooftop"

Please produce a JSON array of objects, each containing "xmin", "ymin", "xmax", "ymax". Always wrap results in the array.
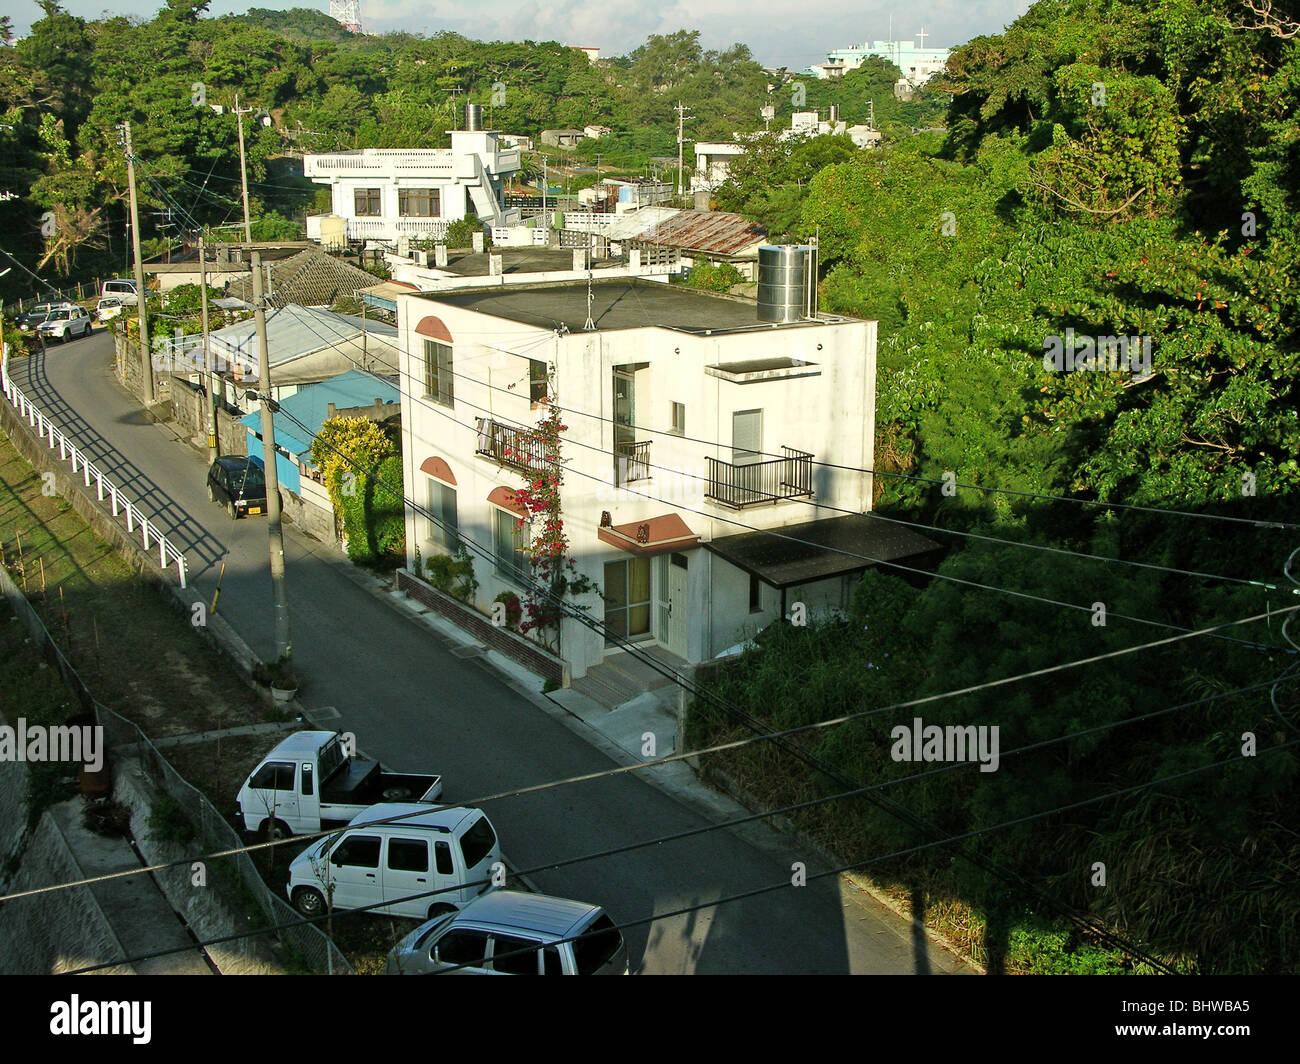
[{"xmin": 423, "ymin": 279, "xmax": 849, "ymax": 335}]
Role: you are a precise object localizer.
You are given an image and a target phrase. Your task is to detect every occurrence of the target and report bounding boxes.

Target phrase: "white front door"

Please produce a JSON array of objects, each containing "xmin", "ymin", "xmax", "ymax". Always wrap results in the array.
[{"xmin": 666, "ymin": 553, "xmax": 689, "ymax": 659}]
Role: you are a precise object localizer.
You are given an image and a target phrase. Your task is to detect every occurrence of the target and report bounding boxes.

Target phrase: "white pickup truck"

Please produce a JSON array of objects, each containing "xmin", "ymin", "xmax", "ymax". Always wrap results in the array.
[{"xmin": 236, "ymin": 731, "xmax": 443, "ymax": 838}]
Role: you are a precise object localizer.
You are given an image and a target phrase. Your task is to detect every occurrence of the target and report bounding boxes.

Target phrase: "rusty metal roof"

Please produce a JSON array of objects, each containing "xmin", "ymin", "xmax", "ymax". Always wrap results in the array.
[{"xmin": 636, "ymin": 209, "xmax": 766, "ymax": 257}]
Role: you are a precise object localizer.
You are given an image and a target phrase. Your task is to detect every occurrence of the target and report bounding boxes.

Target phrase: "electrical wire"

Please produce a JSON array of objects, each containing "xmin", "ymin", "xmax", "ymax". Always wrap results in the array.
[
  {"xmin": 260, "ymin": 397, "xmax": 1300, "ymax": 964},
  {"xmin": 269, "ymin": 314, "xmax": 1292, "ymax": 653},
  {"xmin": 5, "ymin": 661, "xmax": 1289, "ymax": 910},
  {"xmin": 329, "ymin": 320, "xmax": 1289, "ymax": 592},
  {"xmin": 60, "ymin": 735, "xmax": 1300, "ymax": 976}
]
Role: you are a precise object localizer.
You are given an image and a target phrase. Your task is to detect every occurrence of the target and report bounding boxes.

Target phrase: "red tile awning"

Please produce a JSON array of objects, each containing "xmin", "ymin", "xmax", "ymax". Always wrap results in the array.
[
  {"xmin": 487, "ymin": 485, "xmax": 528, "ymax": 518},
  {"xmin": 598, "ymin": 513, "xmax": 699, "ymax": 557},
  {"xmin": 415, "ymin": 315, "xmax": 453, "ymax": 343},
  {"xmin": 419, "ymin": 456, "xmax": 456, "ymax": 486}
]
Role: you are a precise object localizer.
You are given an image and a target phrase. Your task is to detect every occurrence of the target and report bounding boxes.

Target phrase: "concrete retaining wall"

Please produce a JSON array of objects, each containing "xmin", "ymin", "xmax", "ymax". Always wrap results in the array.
[
  {"xmin": 112, "ymin": 762, "xmax": 284, "ymax": 975},
  {"xmin": 0, "ymin": 759, "xmax": 131, "ymax": 975},
  {"xmin": 169, "ymin": 378, "xmax": 247, "ymax": 457}
]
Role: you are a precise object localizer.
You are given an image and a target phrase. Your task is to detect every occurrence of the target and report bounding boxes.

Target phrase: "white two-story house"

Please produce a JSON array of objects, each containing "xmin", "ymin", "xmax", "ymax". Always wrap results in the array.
[
  {"xmin": 393, "ymin": 266, "xmax": 936, "ymax": 682},
  {"xmin": 304, "ymin": 130, "xmax": 522, "ymax": 245}
]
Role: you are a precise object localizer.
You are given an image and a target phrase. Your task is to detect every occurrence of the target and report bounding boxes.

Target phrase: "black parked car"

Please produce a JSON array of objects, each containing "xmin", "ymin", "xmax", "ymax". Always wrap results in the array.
[
  {"xmin": 206, "ymin": 455, "xmax": 270, "ymax": 519},
  {"xmin": 17, "ymin": 304, "xmax": 59, "ymax": 333}
]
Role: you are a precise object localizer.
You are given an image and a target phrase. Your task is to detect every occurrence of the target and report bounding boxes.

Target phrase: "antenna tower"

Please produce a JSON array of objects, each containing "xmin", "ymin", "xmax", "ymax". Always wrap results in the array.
[{"xmin": 329, "ymin": 0, "xmax": 362, "ymax": 34}]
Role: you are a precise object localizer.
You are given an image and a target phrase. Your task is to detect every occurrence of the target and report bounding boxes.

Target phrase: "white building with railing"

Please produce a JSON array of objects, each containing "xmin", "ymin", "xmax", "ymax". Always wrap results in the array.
[
  {"xmin": 392, "ymin": 272, "xmax": 938, "ymax": 686},
  {"xmin": 304, "ymin": 131, "xmax": 523, "ymax": 245}
]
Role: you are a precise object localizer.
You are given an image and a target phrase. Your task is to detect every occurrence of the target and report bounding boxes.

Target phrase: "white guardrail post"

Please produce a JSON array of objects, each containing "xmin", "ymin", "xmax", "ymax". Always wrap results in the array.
[{"xmin": 1, "ymin": 343, "xmax": 188, "ymax": 588}]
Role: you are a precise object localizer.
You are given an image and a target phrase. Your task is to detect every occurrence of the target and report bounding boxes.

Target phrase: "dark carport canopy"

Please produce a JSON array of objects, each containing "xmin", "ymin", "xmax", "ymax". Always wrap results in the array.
[{"xmin": 704, "ymin": 514, "xmax": 941, "ymax": 589}]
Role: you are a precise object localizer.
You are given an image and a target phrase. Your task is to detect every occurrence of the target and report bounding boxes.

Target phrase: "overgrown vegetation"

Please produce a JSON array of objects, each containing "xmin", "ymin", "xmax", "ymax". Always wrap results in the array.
[
  {"xmin": 309, "ymin": 416, "xmax": 404, "ymax": 568},
  {"xmin": 687, "ymin": 1, "xmax": 1300, "ymax": 976}
]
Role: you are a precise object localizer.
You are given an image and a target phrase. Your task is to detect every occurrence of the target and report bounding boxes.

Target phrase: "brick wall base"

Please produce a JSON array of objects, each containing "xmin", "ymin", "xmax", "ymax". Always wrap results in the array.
[{"xmin": 396, "ymin": 569, "xmax": 568, "ymax": 686}]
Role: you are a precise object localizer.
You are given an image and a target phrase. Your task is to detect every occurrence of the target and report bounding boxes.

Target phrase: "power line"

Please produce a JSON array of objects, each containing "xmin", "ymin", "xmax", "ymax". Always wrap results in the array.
[
  {"xmin": 281, "ymin": 321, "xmax": 1292, "ymax": 653},
  {"xmin": 61, "ymin": 736, "xmax": 1300, "ymax": 976},
  {"xmin": 351, "ymin": 325, "xmax": 1287, "ymax": 592},
  {"xmin": 264, "ymin": 399, "xmax": 1300, "ymax": 963},
  {"xmin": 8, "ymin": 659, "xmax": 1288, "ymax": 910},
  {"xmin": 388, "ymin": 302, "xmax": 1299, "ymax": 531}
]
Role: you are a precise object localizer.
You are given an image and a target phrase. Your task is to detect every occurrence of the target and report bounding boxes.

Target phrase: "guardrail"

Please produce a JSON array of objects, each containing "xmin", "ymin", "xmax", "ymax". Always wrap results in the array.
[{"xmin": 1, "ymin": 343, "xmax": 189, "ymax": 588}]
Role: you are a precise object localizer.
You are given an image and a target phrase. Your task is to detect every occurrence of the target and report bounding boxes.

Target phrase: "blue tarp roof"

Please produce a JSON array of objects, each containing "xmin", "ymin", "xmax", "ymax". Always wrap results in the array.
[{"xmin": 240, "ymin": 369, "xmax": 399, "ymax": 462}]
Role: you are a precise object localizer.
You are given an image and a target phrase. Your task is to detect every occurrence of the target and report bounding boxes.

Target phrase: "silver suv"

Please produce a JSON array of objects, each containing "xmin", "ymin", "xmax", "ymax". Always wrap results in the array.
[
  {"xmin": 38, "ymin": 304, "xmax": 92, "ymax": 342},
  {"xmin": 385, "ymin": 890, "xmax": 629, "ymax": 975}
]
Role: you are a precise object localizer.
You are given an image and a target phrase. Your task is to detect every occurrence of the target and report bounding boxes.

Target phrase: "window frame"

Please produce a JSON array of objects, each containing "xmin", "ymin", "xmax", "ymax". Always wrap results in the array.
[
  {"xmin": 493, "ymin": 507, "xmax": 531, "ymax": 584},
  {"xmin": 353, "ymin": 187, "xmax": 382, "ymax": 217},
  {"xmin": 398, "ymin": 187, "xmax": 441, "ymax": 218},
  {"xmin": 529, "ymin": 359, "xmax": 548, "ymax": 405},
  {"xmin": 426, "ymin": 478, "xmax": 459, "ymax": 553},
  {"xmin": 386, "ymin": 837, "xmax": 430, "ymax": 873},
  {"xmin": 331, "ymin": 834, "xmax": 381, "ymax": 869},
  {"xmin": 423, "ymin": 339, "xmax": 454, "ymax": 408}
]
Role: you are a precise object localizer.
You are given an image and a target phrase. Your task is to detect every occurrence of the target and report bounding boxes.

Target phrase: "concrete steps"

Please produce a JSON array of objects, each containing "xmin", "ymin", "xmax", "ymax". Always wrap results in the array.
[{"xmin": 568, "ymin": 645, "xmax": 687, "ymax": 711}]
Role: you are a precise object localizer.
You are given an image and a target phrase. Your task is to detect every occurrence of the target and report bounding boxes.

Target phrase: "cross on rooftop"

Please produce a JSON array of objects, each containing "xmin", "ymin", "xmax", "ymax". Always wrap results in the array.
[{"xmin": 916, "ymin": 27, "xmax": 929, "ymax": 48}]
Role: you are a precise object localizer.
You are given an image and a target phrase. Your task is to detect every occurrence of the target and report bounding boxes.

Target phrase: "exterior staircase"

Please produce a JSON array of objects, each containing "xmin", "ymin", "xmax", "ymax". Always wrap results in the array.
[{"xmin": 568, "ymin": 644, "xmax": 686, "ymax": 711}]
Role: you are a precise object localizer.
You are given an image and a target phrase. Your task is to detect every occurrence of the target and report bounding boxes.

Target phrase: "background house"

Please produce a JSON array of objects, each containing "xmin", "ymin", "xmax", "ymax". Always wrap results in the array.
[
  {"xmin": 540, "ymin": 129, "xmax": 584, "ymax": 149},
  {"xmin": 240, "ymin": 367, "xmax": 400, "ymax": 541},
  {"xmin": 304, "ymin": 129, "xmax": 522, "ymax": 245},
  {"xmin": 209, "ymin": 303, "xmax": 400, "ymax": 412}
]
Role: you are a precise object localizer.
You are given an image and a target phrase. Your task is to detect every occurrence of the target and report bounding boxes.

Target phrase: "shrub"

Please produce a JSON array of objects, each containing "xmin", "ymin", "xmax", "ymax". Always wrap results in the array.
[
  {"xmin": 147, "ymin": 794, "xmax": 197, "ymax": 847},
  {"xmin": 493, "ymin": 590, "xmax": 523, "ymax": 629},
  {"xmin": 252, "ymin": 654, "xmax": 297, "ymax": 689}
]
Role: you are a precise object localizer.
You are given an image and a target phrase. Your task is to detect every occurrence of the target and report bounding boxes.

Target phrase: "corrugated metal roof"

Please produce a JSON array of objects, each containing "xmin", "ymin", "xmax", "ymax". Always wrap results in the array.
[
  {"xmin": 640, "ymin": 210, "xmax": 767, "ymax": 256},
  {"xmin": 596, "ymin": 208, "xmax": 766, "ymax": 255},
  {"xmin": 210, "ymin": 304, "xmax": 396, "ymax": 366},
  {"xmin": 240, "ymin": 368, "xmax": 399, "ymax": 460}
]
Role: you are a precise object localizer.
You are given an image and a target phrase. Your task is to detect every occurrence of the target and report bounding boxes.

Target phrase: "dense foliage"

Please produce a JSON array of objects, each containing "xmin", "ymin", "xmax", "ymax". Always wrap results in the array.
[{"xmin": 688, "ymin": 0, "xmax": 1300, "ymax": 974}]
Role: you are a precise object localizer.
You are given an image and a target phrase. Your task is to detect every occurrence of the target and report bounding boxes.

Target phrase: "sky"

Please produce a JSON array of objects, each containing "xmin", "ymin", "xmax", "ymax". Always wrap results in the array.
[{"xmin": 14, "ymin": 1, "xmax": 1033, "ymax": 70}]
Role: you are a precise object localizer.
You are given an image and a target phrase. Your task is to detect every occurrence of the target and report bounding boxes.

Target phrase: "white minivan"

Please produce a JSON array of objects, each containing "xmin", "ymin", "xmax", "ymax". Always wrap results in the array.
[
  {"xmin": 101, "ymin": 278, "xmax": 137, "ymax": 299},
  {"xmin": 286, "ymin": 804, "xmax": 502, "ymax": 921}
]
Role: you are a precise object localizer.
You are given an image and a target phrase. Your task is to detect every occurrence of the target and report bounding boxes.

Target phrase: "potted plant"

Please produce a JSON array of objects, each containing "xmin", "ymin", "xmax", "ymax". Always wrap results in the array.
[{"xmin": 253, "ymin": 654, "xmax": 299, "ymax": 703}]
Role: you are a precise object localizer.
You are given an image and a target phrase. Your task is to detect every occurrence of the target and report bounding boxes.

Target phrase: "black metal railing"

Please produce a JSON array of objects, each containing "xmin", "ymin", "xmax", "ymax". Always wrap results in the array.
[
  {"xmin": 475, "ymin": 418, "xmax": 548, "ymax": 474},
  {"xmin": 614, "ymin": 440, "xmax": 651, "ymax": 486},
  {"xmin": 705, "ymin": 446, "xmax": 814, "ymax": 508}
]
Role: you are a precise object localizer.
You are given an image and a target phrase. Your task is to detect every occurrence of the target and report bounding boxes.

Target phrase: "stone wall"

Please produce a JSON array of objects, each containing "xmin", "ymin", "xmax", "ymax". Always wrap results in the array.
[
  {"xmin": 282, "ymin": 479, "xmax": 337, "ymax": 544},
  {"xmin": 169, "ymin": 377, "xmax": 247, "ymax": 457}
]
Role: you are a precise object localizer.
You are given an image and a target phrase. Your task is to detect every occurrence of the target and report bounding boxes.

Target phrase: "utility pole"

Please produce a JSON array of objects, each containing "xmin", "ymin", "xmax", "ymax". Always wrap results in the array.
[
  {"xmin": 199, "ymin": 237, "xmax": 218, "ymax": 463},
  {"xmin": 249, "ymin": 249, "xmax": 292, "ymax": 663},
  {"xmin": 123, "ymin": 121, "xmax": 155, "ymax": 405},
  {"xmin": 675, "ymin": 101, "xmax": 691, "ymax": 197},
  {"xmin": 542, "ymin": 155, "xmax": 549, "ymax": 239},
  {"xmin": 235, "ymin": 94, "xmax": 253, "ymax": 243}
]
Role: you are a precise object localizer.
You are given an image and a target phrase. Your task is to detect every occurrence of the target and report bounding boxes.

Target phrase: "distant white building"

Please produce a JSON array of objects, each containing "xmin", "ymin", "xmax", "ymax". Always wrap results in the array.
[
  {"xmin": 304, "ymin": 130, "xmax": 522, "ymax": 245},
  {"xmin": 810, "ymin": 33, "xmax": 950, "ymax": 87},
  {"xmin": 692, "ymin": 108, "xmax": 876, "ymax": 193}
]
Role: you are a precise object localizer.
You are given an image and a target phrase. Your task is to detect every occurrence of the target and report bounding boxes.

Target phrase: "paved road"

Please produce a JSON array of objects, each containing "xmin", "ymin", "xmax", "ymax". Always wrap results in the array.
[{"xmin": 9, "ymin": 330, "xmax": 973, "ymax": 974}]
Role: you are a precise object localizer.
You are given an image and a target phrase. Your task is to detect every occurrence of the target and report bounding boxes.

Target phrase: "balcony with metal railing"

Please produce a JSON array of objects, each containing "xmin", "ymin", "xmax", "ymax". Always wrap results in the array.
[
  {"xmin": 614, "ymin": 440, "xmax": 651, "ymax": 487},
  {"xmin": 705, "ymin": 446, "xmax": 814, "ymax": 508},
  {"xmin": 345, "ymin": 218, "xmax": 451, "ymax": 241},
  {"xmin": 475, "ymin": 418, "xmax": 548, "ymax": 475}
]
